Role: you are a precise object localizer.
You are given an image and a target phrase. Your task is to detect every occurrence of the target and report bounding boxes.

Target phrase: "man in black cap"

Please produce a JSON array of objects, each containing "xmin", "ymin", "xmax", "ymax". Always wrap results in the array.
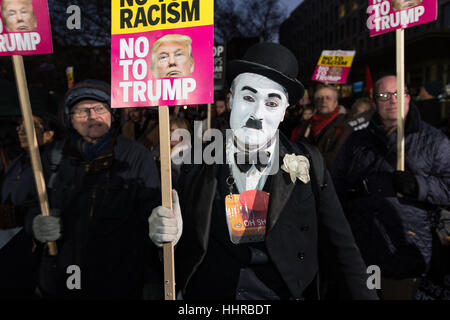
[
  {"xmin": 148, "ymin": 43, "xmax": 377, "ymax": 300},
  {"xmin": 29, "ymin": 80, "xmax": 162, "ymax": 299}
]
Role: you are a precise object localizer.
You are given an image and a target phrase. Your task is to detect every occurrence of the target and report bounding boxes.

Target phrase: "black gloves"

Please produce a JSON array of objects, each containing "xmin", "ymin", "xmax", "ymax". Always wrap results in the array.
[{"xmin": 393, "ymin": 170, "xmax": 419, "ymax": 198}]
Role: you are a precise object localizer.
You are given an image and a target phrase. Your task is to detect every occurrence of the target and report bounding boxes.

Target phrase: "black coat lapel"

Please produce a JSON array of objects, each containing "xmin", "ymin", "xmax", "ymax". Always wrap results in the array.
[
  {"xmin": 192, "ymin": 165, "xmax": 219, "ymax": 250},
  {"xmin": 175, "ymin": 163, "xmax": 218, "ymax": 291},
  {"xmin": 267, "ymin": 138, "xmax": 297, "ymax": 232},
  {"xmin": 179, "ymin": 164, "xmax": 219, "ymax": 253}
]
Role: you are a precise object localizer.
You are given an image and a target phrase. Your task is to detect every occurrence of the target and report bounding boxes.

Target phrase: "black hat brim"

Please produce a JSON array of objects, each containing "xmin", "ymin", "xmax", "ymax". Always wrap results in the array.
[{"xmin": 227, "ymin": 60, "xmax": 305, "ymax": 106}]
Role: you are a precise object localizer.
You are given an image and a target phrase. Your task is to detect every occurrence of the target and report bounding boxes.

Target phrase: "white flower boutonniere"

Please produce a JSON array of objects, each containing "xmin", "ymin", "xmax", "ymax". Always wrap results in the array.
[{"xmin": 281, "ymin": 154, "xmax": 310, "ymax": 184}]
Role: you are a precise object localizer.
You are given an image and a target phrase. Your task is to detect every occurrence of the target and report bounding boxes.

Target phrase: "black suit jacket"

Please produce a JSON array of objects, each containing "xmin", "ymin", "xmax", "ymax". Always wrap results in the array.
[{"xmin": 175, "ymin": 134, "xmax": 378, "ymax": 300}]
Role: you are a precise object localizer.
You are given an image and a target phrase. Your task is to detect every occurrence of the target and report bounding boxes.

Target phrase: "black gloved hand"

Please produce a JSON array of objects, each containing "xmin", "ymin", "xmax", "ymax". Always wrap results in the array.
[{"xmin": 393, "ymin": 170, "xmax": 419, "ymax": 198}]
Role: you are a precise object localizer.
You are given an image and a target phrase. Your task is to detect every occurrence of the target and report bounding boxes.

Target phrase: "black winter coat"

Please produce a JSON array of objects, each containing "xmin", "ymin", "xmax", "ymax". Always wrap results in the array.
[
  {"xmin": 174, "ymin": 134, "xmax": 378, "ymax": 300},
  {"xmin": 331, "ymin": 104, "xmax": 450, "ymax": 278},
  {"xmin": 28, "ymin": 134, "xmax": 161, "ymax": 299}
]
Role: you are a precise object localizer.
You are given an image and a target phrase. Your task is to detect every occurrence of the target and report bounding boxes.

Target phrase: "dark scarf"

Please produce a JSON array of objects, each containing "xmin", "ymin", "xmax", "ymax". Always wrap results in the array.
[
  {"xmin": 69, "ymin": 126, "xmax": 115, "ymax": 163},
  {"xmin": 369, "ymin": 102, "xmax": 421, "ymax": 138},
  {"xmin": 82, "ymin": 129, "xmax": 113, "ymax": 163}
]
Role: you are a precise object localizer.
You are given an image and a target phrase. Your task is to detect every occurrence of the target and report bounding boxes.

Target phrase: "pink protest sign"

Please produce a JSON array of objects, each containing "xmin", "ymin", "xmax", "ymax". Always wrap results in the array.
[
  {"xmin": 0, "ymin": 0, "xmax": 53, "ymax": 55},
  {"xmin": 312, "ymin": 50, "xmax": 355, "ymax": 84},
  {"xmin": 368, "ymin": 0, "xmax": 438, "ymax": 37},
  {"xmin": 111, "ymin": 0, "xmax": 214, "ymax": 108}
]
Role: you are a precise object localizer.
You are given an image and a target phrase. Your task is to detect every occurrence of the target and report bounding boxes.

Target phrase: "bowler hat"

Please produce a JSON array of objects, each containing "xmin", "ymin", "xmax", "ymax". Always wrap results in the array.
[{"xmin": 227, "ymin": 43, "xmax": 305, "ymax": 105}]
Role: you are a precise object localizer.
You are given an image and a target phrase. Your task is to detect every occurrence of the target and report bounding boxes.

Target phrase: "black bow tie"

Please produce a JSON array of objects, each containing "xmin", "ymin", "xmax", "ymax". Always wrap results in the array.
[{"xmin": 234, "ymin": 151, "xmax": 271, "ymax": 173}]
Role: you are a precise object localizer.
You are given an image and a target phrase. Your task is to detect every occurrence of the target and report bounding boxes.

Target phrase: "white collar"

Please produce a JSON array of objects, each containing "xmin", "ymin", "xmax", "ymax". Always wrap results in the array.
[{"xmin": 225, "ymin": 133, "xmax": 277, "ymax": 193}]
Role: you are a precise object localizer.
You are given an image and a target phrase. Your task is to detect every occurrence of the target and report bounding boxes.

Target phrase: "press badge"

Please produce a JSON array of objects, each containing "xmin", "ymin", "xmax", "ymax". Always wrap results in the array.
[{"xmin": 225, "ymin": 190, "xmax": 269, "ymax": 244}]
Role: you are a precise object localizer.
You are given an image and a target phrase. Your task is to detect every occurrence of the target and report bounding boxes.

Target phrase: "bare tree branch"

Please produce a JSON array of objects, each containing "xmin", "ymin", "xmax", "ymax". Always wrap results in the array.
[{"xmin": 214, "ymin": 0, "xmax": 287, "ymax": 43}]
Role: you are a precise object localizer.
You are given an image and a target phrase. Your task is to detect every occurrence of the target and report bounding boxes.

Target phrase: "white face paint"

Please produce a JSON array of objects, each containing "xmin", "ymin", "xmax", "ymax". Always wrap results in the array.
[{"xmin": 230, "ymin": 73, "xmax": 289, "ymax": 149}]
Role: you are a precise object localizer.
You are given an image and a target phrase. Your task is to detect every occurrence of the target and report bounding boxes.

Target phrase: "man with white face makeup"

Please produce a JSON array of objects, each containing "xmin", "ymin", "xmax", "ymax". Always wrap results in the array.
[
  {"xmin": 226, "ymin": 72, "xmax": 289, "ymax": 193},
  {"xmin": 229, "ymin": 73, "xmax": 288, "ymax": 147},
  {"xmin": 149, "ymin": 43, "xmax": 378, "ymax": 300}
]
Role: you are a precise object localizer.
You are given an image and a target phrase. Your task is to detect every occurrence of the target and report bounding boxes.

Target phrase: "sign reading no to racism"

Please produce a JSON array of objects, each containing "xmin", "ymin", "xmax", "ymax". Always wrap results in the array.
[{"xmin": 312, "ymin": 50, "xmax": 355, "ymax": 84}]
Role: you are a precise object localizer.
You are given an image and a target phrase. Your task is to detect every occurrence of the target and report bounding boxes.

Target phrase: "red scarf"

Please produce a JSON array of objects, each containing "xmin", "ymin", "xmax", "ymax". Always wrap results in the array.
[{"xmin": 310, "ymin": 107, "xmax": 339, "ymax": 137}]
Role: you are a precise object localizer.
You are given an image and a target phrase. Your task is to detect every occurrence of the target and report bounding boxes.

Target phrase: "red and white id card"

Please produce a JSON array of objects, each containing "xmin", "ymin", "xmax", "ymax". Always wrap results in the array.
[{"xmin": 225, "ymin": 190, "xmax": 269, "ymax": 244}]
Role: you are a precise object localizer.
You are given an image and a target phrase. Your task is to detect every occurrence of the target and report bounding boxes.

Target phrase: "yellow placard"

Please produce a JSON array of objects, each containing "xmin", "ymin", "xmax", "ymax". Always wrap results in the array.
[
  {"xmin": 318, "ymin": 55, "xmax": 354, "ymax": 67},
  {"xmin": 112, "ymin": 0, "xmax": 214, "ymax": 35}
]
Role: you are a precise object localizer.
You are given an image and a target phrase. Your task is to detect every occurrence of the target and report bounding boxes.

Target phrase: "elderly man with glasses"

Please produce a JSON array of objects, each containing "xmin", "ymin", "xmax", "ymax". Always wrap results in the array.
[
  {"xmin": 331, "ymin": 75, "xmax": 450, "ymax": 300},
  {"xmin": 29, "ymin": 80, "xmax": 162, "ymax": 299}
]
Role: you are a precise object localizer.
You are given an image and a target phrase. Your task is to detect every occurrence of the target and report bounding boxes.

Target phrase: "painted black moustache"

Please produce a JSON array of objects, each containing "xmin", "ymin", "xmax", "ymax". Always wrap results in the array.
[{"xmin": 244, "ymin": 118, "xmax": 262, "ymax": 130}]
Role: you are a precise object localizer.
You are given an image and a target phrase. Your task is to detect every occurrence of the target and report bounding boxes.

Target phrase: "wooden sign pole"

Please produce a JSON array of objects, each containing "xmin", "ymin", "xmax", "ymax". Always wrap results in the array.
[
  {"xmin": 207, "ymin": 103, "xmax": 211, "ymax": 130},
  {"xmin": 11, "ymin": 55, "xmax": 57, "ymax": 256},
  {"xmin": 395, "ymin": 29, "xmax": 405, "ymax": 172},
  {"xmin": 158, "ymin": 105, "xmax": 176, "ymax": 300},
  {"xmin": 174, "ymin": 105, "xmax": 180, "ymax": 118}
]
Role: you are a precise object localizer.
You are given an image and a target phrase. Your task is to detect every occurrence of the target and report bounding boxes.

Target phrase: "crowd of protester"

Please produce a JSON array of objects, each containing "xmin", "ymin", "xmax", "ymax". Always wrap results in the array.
[{"xmin": 0, "ymin": 74, "xmax": 449, "ymax": 300}]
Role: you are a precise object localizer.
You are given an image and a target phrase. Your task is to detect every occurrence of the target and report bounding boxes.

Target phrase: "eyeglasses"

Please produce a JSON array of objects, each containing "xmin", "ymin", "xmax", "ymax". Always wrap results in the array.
[
  {"xmin": 70, "ymin": 104, "xmax": 108, "ymax": 118},
  {"xmin": 375, "ymin": 91, "xmax": 408, "ymax": 101}
]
